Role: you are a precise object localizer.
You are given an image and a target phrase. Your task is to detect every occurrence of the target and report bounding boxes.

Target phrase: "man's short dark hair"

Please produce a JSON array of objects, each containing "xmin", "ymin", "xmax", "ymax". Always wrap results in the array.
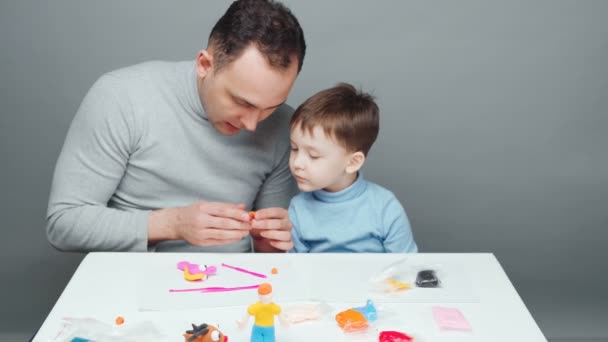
[
  {"xmin": 209, "ymin": 0, "xmax": 306, "ymax": 73},
  {"xmin": 291, "ymin": 83, "xmax": 380, "ymax": 156}
]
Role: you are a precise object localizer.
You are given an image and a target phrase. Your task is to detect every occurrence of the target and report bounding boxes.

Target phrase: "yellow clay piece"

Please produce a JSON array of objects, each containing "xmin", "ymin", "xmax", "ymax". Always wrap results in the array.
[
  {"xmin": 184, "ymin": 267, "xmax": 206, "ymax": 281},
  {"xmin": 388, "ymin": 278, "xmax": 412, "ymax": 290}
]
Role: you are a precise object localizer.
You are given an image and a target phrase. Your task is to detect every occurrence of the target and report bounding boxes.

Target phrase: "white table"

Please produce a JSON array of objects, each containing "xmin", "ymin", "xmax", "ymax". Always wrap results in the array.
[{"xmin": 34, "ymin": 253, "xmax": 547, "ymax": 342}]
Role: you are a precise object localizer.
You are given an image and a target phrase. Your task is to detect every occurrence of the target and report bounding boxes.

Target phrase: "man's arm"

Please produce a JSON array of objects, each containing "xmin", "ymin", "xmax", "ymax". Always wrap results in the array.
[
  {"xmin": 250, "ymin": 114, "xmax": 299, "ymax": 252},
  {"xmin": 46, "ymin": 74, "xmax": 149, "ymax": 252}
]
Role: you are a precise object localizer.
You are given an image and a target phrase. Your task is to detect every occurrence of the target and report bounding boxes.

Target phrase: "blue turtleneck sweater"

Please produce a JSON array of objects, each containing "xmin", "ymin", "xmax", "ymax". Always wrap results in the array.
[{"xmin": 289, "ymin": 173, "xmax": 418, "ymax": 253}]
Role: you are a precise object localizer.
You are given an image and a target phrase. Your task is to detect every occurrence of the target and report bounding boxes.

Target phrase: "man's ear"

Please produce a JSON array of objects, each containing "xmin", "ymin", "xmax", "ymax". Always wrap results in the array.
[
  {"xmin": 346, "ymin": 151, "xmax": 365, "ymax": 174},
  {"xmin": 196, "ymin": 49, "xmax": 213, "ymax": 78}
]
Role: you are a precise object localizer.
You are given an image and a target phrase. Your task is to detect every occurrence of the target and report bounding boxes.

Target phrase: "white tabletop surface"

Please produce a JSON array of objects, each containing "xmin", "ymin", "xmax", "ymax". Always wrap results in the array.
[{"xmin": 34, "ymin": 252, "xmax": 547, "ymax": 342}]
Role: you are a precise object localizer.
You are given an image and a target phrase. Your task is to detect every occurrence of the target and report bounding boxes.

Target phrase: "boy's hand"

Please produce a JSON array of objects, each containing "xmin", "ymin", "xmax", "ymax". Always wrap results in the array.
[{"xmin": 250, "ymin": 207, "xmax": 293, "ymax": 252}]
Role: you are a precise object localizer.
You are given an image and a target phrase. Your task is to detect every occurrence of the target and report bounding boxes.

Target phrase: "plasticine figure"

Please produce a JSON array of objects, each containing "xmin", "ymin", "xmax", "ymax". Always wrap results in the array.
[
  {"xmin": 237, "ymin": 283, "xmax": 287, "ymax": 342},
  {"xmin": 183, "ymin": 323, "xmax": 227, "ymax": 342}
]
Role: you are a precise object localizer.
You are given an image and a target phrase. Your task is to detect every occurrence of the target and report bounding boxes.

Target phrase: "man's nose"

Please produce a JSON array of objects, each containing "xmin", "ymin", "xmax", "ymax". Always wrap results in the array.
[{"xmin": 241, "ymin": 112, "xmax": 259, "ymax": 132}]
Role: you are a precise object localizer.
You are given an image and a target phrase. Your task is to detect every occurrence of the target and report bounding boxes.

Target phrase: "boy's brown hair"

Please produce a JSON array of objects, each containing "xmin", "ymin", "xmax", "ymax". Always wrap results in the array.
[{"xmin": 290, "ymin": 83, "xmax": 379, "ymax": 155}]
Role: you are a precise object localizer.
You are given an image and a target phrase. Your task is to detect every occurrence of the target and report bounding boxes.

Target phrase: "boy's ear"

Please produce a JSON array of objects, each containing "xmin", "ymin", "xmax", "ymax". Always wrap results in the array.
[
  {"xmin": 346, "ymin": 151, "xmax": 365, "ymax": 174},
  {"xmin": 196, "ymin": 49, "xmax": 214, "ymax": 78}
]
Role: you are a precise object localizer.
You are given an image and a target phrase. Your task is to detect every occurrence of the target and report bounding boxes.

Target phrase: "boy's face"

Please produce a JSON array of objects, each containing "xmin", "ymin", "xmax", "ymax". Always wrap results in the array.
[{"xmin": 289, "ymin": 124, "xmax": 359, "ymax": 192}]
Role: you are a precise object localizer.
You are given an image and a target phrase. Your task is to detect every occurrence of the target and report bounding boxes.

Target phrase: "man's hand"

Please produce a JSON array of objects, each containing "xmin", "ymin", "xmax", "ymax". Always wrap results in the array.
[
  {"xmin": 250, "ymin": 207, "xmax": 293, "ymax": 252},
  {"xmin": 148, "ymin": 201, "xmax": 251, "ymax": 246}
]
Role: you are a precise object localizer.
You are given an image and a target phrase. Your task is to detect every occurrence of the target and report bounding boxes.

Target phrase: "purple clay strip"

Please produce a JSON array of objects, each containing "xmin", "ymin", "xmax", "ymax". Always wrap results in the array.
[
  {"xmin": 221, "ymin": 263, "xmax": 267, "ymax": 278},
  {"xmin": 169, "ymin": 285, "xmax": 260, "ymax": 293}
]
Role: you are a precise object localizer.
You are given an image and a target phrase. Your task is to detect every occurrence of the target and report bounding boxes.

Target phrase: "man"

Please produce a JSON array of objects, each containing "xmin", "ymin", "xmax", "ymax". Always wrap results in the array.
[{"xmin": 46, "ymin": 0, "xmax": 306, "ymax": 253}]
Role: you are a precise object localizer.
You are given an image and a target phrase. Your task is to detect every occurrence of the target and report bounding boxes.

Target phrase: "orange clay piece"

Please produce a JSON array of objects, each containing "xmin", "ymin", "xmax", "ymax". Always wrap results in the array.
[
  {"xmin": 335, "ymin": 309, "xmax": 368, "ymax": 332},
  {"xmin": 115, "ymin": 316, "xmax": 125, "ymax": 325},
  {"xmin": 249, "ymin": 211, "xmax": 256, "ymax": 219},
  {"xmin": 271, "ymin": 267, "xmax": 278, "ymax": 274}
]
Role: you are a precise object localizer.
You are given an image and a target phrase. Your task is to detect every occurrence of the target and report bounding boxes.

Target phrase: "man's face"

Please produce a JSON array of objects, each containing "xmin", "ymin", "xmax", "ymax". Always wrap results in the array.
[
  {"xmin": 289, "ymin": 124, "xmax": 356, "ymax": 192},
  {"xmin": 197, "ymin": 45, "xmax": 299, "ymax": 135}
]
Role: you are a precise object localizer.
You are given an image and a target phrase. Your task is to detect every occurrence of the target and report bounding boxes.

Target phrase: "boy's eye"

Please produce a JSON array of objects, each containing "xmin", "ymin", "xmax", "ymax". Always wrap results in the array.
[
  {"xmin": 309, "ymin": 155, "xmax": 320, "ymax": 159},
  {"xmin": 290, "ymin": 147, "xmax": 298, "ymax": 151}
]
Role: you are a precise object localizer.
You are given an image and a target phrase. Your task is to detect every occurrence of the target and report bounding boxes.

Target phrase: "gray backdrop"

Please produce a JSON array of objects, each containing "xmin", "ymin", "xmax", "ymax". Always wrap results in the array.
[{"xmin": 1, "ymin": 1, "xmax": 607, "ymax": 341}]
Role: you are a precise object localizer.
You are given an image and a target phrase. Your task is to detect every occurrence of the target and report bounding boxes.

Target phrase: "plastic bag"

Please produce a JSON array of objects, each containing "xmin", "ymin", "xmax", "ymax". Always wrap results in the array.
[
  {"xmin": 282, "ymin": 301, "xmax": 333, "ymax": 324},
  {"xmin": 370, "ymin": 258, "xmax": 444, "ymax": 293},
  {"xmin": 53, "ymin": 317, "xmax": 164, "ymax": 342}
]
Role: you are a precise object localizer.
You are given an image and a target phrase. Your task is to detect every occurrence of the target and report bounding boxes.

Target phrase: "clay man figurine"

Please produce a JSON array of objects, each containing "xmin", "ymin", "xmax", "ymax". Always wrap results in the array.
[
  {"xmin": 237, "ymin": 283, "xmax": 287, "ymax": 342},
  {"xmin": 184, "ymin": 323, "xmax": 227, "ymax": 342}
]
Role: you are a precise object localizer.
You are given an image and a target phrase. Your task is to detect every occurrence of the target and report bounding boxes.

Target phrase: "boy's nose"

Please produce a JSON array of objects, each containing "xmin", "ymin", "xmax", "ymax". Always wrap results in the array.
[{"xmin": 292, "ymin": 154, "xmax": 305, "ymax": 169}]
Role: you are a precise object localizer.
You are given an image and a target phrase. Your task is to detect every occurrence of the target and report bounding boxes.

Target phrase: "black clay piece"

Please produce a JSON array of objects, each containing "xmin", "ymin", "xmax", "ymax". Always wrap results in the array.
[{"xmin": 415, "ymin": 270, "xmax": 440, "ymax": 288}]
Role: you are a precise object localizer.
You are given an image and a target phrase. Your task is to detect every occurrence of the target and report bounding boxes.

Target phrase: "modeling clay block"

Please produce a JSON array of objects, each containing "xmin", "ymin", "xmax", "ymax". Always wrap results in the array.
[
  {"xmin": 336, "ymin": 309, "xmax": 368, "ymax": 332},
  {"xmin": 379, "ymin": 330, "xmax": 414, "ymax": 342},
  {"xmin": 353, "ymin": 300, "xmax": 377, "ymax": 321},
  {"xmin": 335, "ymin": 300, "xmax": 377, "ymax": 332},
  {"xmin": 416, "ymin": 270, "xmax": 440, "ymax": 288},
  {"xmin": 432, "ymin": 307, "xmax": 472, "ymax": 331}
]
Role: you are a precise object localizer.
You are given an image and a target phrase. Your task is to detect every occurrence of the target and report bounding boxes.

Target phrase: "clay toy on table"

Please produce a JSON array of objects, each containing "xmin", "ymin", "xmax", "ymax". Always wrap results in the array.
[
  {"xmin": 183, "ymin": 323, "xmax": 227, "ymax": 342},
  {"xmin": 237, "ymin": 283, "xmax": 287, "ymax": 342}
]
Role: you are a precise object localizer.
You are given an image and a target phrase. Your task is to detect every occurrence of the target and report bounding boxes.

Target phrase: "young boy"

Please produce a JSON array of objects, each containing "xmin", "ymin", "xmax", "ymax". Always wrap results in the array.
[{"xmin": 288, "ymin": 83, "xmax": 418, "ymax": 253}]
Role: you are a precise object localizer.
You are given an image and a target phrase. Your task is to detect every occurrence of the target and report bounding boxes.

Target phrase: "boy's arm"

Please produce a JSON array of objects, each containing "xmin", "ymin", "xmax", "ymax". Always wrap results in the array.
[
  {"xmin": 381, "ymin": 195, "xmax": 418, "ymax": 253},
  {"xmin": 288, "ymin": 201, "xmax": 310, "ymax": 253}
]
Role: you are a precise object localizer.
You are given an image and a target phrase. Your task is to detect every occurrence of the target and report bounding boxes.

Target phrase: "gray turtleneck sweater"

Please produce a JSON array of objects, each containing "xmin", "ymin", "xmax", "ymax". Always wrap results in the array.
[{"xmin": 46, "ymin": 61, "xmax": 297, "ymax": 252}]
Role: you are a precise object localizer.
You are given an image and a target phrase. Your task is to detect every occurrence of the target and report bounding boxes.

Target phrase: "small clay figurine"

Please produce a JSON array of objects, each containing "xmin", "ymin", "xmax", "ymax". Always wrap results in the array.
[
  {"xmin": 183, "ymin": 323, "xmax": 227, "ymax": 342},
  {"xmin": 237, "ymin": 283, "xmax": 287, "ymax": 342}
]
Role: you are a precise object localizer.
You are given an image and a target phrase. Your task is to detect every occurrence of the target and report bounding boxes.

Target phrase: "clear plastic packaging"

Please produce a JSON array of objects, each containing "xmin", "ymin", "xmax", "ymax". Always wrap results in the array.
[
  {"xmin": 53, "ymin": 317, "xmax": 164, "ymax": 342},
  {"xmin": 282, "ymin": 301, "xmax": 333, "ymax": 324},
  {"xmin": 369, "ymin": 258, "xmax": 444, "ymax": 293}
]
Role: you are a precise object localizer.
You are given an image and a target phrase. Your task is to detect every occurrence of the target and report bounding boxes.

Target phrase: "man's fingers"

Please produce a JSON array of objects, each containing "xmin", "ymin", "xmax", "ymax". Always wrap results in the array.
[
  {"xmin": 270, "ymin": 240, "xmax": 293, "ymax": 252},
  {"xmin": 253, "ymin": 207, "xmax": 287, "ymax": 220},
  {"xmin": 202, "ymin": 202, "xmax": 250, "ymax": 221},
  {"xmin": 199, "ymin": 227, "xmax": 250, "ymax": 240},
  {"xmin": 206, "ymin": 215, "xmax": 251, "ymax": 230},
  {"xmin": 251, "ymin": 217, "xmax": 291, "ymax": 230},
  {"xmin": 260, "ymin": 229, "xmax": 291, "ymax": 242},
  {"xmin": 190, "ymin": 237, "xmax": 245, "ymax": 247}
]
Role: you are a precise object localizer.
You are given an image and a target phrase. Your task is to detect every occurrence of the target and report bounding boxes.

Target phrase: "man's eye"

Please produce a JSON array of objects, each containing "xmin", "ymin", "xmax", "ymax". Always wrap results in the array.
[
  {"xmin": 310, "ymin": 155, "xmax": 320, "ymax": 159},
  {"xmin": 291, "ymin": 147, "xmax": 298, "ymax": 151},
  {"xmin": 235, "ymin": 99, "xmax": 251, "ymax": 108}
]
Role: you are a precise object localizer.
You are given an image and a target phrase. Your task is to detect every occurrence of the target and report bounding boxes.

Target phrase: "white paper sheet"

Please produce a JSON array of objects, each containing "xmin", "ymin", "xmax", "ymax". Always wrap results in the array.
[{"xmin": 137, "ymin": 254, "xmax": 479, "ymax": 311}]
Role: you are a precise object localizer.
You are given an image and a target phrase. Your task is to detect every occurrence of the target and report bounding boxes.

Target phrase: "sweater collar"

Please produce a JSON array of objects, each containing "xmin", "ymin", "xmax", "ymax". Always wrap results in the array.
[
  {"xmin": 185, "ymin": 62, "xmax": 208, "ymax": 120},
  {"xmin": 312, "ymin": 172, "xmax": 367, "ymax": 203}
]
